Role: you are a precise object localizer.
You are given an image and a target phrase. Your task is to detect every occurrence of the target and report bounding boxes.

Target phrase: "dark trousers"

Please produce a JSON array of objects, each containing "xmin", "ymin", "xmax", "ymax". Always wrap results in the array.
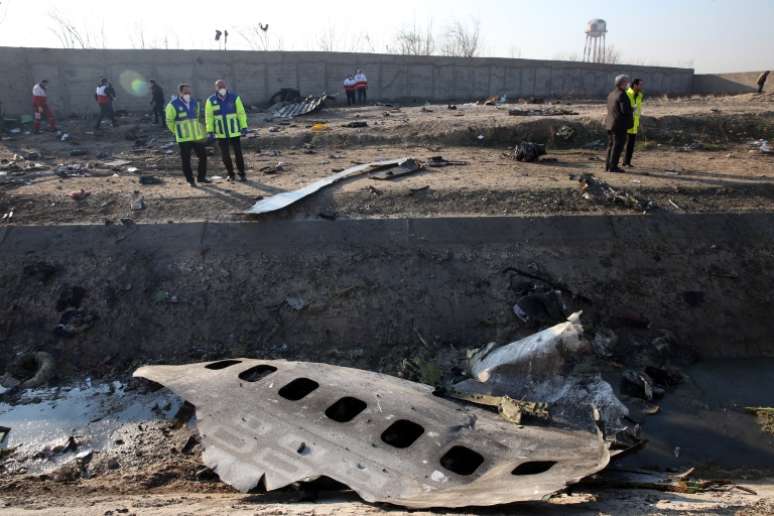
[
  {"xmin": 758, "ymin": 84, "xmax": 765, "ymax": 94},
  {"xmin": 95, "ymin": 103, "xmax": 116, "ymax": 129},
  {"xmin": 179, "ymin": 141, "xmax": 207, "ymax": 184},
  {"xmin": 624, "ymin": 133, "xmax": 637, "ymax": 165},
  {"xmin": 357, "ymin": 88, "xmax": 367, "ymax": 104},
  {"xmin": 606, "ymin": 130, "xmax": 627, "ymax": 171},
  {"xmin": 346, "ymin": 91, "xmax": 356, "ymax": 106},
  {"xmin": 218, "ymin": 137, "xmax": 245, "ymax": 178},
  {"xmin": 152, "ymin": 103, "xmax": 164, "ymax": 124}
]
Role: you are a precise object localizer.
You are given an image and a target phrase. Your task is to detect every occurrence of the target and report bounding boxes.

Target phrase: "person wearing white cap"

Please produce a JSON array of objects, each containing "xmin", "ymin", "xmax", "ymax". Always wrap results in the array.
[{"xmin": 605, "ymin": 74, "xmax": 634, "ymax": 173}]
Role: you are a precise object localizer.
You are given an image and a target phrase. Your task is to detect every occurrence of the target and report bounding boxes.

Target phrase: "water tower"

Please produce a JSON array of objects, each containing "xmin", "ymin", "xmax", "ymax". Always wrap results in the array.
[{"xmin": 583, "ymin": 19, "xmax": 607, "ymax": 63}]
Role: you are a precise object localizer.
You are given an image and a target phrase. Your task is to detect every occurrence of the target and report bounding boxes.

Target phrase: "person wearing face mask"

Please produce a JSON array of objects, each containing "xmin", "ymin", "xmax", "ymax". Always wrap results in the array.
[
  {"xmin": 205, "ymin": 79, "xmax": 249, "ymax": 182},
  {"xmin": 165, "ymin": 83, "xmax": 210, "ymax": 187}
]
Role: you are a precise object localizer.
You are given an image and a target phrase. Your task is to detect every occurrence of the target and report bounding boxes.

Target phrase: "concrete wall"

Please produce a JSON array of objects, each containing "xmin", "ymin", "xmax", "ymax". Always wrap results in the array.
[
  {"xmin": 693, "ymin": 71, "xmax": 767, "ymax": 95},
  {"xmin": 0, "ymin": 47, "xmax": 694, "ymax": 115}
]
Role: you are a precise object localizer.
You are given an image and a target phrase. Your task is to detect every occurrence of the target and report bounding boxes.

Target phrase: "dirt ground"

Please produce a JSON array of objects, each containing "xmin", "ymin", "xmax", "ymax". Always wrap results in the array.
[
  {"xmin": 1, "ymin": 93, "xmax": 772, "ymax": 225},
  {"xmin": 2, "ymin": 488, "xmax": 773, "ymax": 515},
  {"xmin": 2, "ymin": 93, "xmax": 774, "ymax": 515}
]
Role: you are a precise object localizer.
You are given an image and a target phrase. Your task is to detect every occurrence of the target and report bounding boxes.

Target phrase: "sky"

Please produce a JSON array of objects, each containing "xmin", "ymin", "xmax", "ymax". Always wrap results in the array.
[{"xmin": 0, "ymin": 0, "xmax": 771, "ymax": 73}]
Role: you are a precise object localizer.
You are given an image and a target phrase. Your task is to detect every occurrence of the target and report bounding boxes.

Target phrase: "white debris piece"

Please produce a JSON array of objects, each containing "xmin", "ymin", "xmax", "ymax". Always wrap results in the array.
[{"xmin": 469, "ymin": 312, "xmax": 586, "ymax": 382}]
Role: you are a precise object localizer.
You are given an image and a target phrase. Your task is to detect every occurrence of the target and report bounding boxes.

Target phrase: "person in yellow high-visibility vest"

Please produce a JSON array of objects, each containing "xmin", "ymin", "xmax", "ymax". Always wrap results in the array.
[
  {"xmin": 165, "ymin": 83, "xmax": 209, "ymax": 187},
  {"xmin": 623, "ymin": 78, "xmax": 644, "ymax": 168},
  {"xmin": 205, "ymin": 79, "xmax": 249, "ymax": 182}
]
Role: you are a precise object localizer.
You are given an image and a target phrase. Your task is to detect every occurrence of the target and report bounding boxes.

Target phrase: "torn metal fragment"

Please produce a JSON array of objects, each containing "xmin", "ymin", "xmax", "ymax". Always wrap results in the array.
[
  {"xmin": 370, "ymin": 158, "xmax": 423, "ymax": 180},
  {"xmin": 427, "ymin": 156, "xmax": 469, "ymax": 167},
  {"xmin": 442, "ymin": 389, "xmax": 550, "ymax": 425},
  {"xmin": 134, "ymin": 359, "xmax": 610, "ymax": 508},
  {"xmin": 578, "ymin": 173, "xmax": 655, "ymax": 212},
  {"xmin": 270, "ymin": 95, "xmax": 327, "ymax": 119},
  {"xmin": 245, "ymin": 159, "xmax": 406, "ymax": 215},
  {"xmin": 587, "ymin": 468, "xmax": 758, "ymax": 495},
  {"xmin": 469, "ymin": 312, "xmax": 586, "ymax": 382}
]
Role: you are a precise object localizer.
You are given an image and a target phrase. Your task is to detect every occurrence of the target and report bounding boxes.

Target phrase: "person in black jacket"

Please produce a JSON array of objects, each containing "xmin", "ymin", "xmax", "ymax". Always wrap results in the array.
[
  {"xmin": 757, "ymin": 71, "xmax": 770, "ymax": 94},
  {"xmin": 149, "ymin": 80, "xmax": 166, "ymax": 125},
  {"xmin": 605, "ymin": 74, "xmax": 634, "ymax": 173}
]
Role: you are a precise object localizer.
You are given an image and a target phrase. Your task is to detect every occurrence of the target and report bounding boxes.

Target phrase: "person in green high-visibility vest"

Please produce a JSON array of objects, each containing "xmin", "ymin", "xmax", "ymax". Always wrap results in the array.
[
  {"xmin": 205, "ymin": 79, "xmax": 249, "ymax": 182},
  {"xmin": 165, "ymin": 83, "xmax": 210, "ymax": 187},
  {"xmin": 623, "ymin": 78, "xmax": 645, "ymax": 168}
]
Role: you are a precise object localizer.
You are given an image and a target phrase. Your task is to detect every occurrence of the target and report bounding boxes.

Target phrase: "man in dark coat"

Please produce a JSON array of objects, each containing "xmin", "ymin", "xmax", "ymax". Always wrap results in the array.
[
  {"xmin": 149, "ymin": 80, "xmax": 166, "ymax": 125},
  {"xmin": 605, "ymin": 74, "xmax": 634, "ymax": 173},
  {"xmin": 757, "ymin": 71, "xmax": 769, "ymax": 94}
]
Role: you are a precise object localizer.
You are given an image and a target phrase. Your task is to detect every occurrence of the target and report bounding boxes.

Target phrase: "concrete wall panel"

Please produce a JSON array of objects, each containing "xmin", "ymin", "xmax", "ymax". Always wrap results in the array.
[
  {"xmin": 297, "ymin": 62, "xmax": 326, "ymax": 96},
  {"xmin": 504, "ymin": 68, "xmax": 522, "ymax": 96},
  {"xmin": 535, "ymin": 67, "xmax": 552, "ymax": 97},
  {"xmin": 407, "ymin": 64, "xmax": 434, "ymax": 98},
  {"xmin": 453, "ymin": 66, "xmax": 476, "ymax": 99},
  {"xmin": 380, "ymin": 64, "xmax": 407, "ymax": 99},
  {"xmin": 490, "ymin": 66, "xmax": 506, "ymax": 95},
  {"xmin": 433, "ymin": 65, "xmax": 455, "ymax": 100},
  {"xmin": 472, "ymin": 66, "xmax": 491, "ymax": 97}
]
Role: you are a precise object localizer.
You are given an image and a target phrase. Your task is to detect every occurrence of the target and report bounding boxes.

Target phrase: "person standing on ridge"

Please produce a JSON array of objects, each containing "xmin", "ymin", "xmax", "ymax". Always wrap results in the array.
[
  {"xmin": 623, "ymin": 78, "xmax": 645, "ymax": 168},
  {"xmin": 354, "ymin": 69, "xmax": 368, "ymax": 104},
  {"xmin": 149, "ymin": 79, "xmax": 166, "ymax": 125},
  {"xmin": 343, "ymin": 75, "xmax": 356, "ymax": 106},
  {"xmin": 94, "ymin": 78, "xmax": 118, "ymax": 130},
  {"xmin": 205, "ymin": 79, "xmax": 249, "ymax": 182},
  {"xmin": 757, "ymin": 71, "xmax": 770, "ymax": 94},
  {"xmin": 32, "ymin": 80, "xmax": 57, "ymax": 133},
  {"xmin": 165, "ymin": 83, "xmax": 210, "ymax": 187},
  {"xmin": 605, "ymin": 74, "xmax": 634, "ymax": 173}
]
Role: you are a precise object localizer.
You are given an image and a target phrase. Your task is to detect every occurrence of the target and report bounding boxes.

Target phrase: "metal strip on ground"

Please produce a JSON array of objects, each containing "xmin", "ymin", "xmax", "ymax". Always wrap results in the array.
[{"xmin": 245, "ymin": 159, "xmax": 407, "ymax": 215}]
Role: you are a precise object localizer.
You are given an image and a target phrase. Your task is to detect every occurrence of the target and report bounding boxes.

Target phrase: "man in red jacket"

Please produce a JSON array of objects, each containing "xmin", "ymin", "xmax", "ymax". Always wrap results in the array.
[
  {"xmin": 32, "ymin": 80, "xmax": 57, "ymax": 133},
  {"xmin": 94, "ymin": 78, "xmax": 118, "ymax": 130},
  {"xmin": 343, "ymin": 75, "xmax": 356, "ymax": 106},
  {"xmin": 354, "ymin": 69, "xmax": 368, "ymax": 104}
]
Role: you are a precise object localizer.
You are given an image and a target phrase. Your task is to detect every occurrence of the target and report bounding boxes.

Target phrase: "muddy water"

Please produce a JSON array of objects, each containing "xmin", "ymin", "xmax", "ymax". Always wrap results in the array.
[
  {"xmin": 0, "ymin": 381, "xmax": 182, "ymax": 475},
  {"xmin": 617, "ymin": 358, "xmax": 774, "ymax": 472}
]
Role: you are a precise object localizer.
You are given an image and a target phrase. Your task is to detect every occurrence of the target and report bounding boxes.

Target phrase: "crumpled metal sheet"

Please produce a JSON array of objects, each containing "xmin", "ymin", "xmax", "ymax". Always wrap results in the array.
[
  {"xmin": 134, "ymin": 359, "xmax": 610, "ymax": 508},
  {"xmin": 270, "ymin": 95, "xmax": 327, "ymax": 119},
  {"xmin": 245, "ymin": 158, "xmax": 406, "ymax": 215},
  {"xmin": 457, "ymin": 313, "xmax": 630, "ymax": 437}
]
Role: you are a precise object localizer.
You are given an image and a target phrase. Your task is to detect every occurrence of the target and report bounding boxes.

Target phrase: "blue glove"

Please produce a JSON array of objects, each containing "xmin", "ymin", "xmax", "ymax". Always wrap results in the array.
[
  {"xmin": 240, "ymin": 128, "xmax": 248, "ymax": 137},
  {"xmin": 207, "ymin": 133, "xmax": 215, "ymax": 144}
]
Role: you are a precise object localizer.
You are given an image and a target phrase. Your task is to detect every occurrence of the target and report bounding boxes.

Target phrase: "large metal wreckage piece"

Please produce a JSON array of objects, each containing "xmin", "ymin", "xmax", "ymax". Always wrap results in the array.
[{"xmin": 134, "ymin": 355, "xmax": 611, "ymax": 508}]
